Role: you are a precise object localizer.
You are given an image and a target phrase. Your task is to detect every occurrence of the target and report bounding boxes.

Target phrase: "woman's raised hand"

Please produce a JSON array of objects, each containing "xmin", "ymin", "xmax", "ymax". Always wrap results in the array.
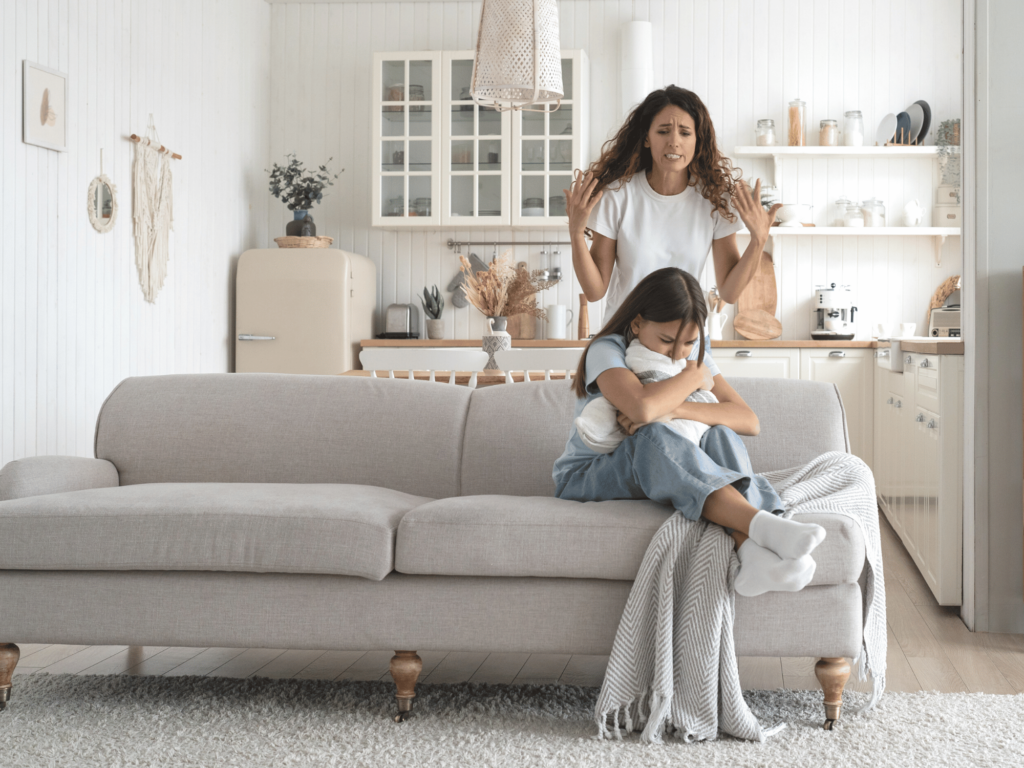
[
  {"xmin": 564, "ymin": 169, "xmax": 604, "ymax": 238},
  {"xmin": 733, "ymin": 178, "xmax": 782, "ymax": 244}
]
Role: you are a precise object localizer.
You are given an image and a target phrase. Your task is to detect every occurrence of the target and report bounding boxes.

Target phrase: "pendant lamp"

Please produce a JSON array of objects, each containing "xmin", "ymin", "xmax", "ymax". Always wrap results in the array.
[{"xmin": 470, "ymin": 0, "xmax": 563, "ymax": 112}]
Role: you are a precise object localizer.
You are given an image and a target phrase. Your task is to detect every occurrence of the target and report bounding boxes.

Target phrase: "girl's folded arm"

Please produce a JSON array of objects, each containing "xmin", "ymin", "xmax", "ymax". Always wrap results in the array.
[
  {"xmin": 669, "ymin": 374, "xmax": 761, "ymax": 436},
  {"xmin": 596, "ymin": 366, "xmax": 703, "ymax": 425}
]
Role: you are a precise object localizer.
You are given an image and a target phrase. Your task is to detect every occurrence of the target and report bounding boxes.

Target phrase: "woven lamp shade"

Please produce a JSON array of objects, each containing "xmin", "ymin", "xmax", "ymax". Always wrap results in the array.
[{"xmin": 471, "ymin": 0, "xmax": 563, "ymax": 112}]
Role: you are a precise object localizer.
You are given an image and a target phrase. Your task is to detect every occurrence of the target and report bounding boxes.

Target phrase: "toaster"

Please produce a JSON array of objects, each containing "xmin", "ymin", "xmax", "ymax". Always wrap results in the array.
[{"xmin": 383, "ymin": 303, "xmax": 421, "ymax": 338}]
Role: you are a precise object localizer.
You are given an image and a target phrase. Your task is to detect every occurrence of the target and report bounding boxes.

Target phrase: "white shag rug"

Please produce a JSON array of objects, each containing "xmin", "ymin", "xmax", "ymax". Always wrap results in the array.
[{"xmin": 1, "ymin": 674, "xmax": 1022, "ymax": 768}]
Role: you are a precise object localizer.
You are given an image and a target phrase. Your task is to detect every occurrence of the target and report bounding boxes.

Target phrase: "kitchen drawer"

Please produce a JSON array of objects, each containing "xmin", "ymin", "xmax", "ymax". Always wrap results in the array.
[
  {"xmin": 913, "ymin": 354, "xmax": 940, "ymax": 411},
  {"xmin": 712, "ymin": 348, "xmax": 799, "ymax": 380}
]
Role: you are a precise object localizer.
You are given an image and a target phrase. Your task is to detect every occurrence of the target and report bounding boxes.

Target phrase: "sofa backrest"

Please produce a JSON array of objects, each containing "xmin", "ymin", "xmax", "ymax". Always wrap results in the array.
[
  {"xmin": 95, "ymin": 374, "xmax": 472, "ymax": 499},
  {"xmin": 458, "ymin": 376, "xmax": 850, "ymax": 497}
]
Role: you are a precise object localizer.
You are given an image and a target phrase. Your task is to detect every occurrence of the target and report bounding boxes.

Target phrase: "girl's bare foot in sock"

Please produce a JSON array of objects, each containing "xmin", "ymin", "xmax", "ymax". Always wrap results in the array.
[
  {"xmin": 747, "ymin": 510, "xmax": 826, "ymax": 560},
  {"xmin": 734, "ymin": 539, "xmax": 816, "ymax": 597}
]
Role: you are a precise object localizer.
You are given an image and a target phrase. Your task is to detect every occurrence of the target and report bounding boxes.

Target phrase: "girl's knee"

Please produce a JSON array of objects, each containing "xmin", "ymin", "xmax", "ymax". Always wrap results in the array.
[{"xmin": 704, "ymin": 424, "xmax": 742, "ymax": 446}]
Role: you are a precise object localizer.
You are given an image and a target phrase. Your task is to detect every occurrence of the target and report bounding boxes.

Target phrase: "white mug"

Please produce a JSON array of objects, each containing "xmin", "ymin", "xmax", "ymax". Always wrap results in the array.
[
  {"xmin": 899, "ymin": 322, "xmax": 917, "ymax": 337},
  {"xmin": 707, "ymin": 312, "xmax": 727, "ymax": 341},
  {"xmin": 546, "ymin": 304, "xmax": 574, "ymax": 340}
]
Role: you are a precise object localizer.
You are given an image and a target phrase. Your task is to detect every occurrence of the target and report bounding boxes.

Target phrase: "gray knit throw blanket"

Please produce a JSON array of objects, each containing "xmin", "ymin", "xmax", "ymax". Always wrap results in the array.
[{"xmin": 595, "ymin": 451, "xmax": 887, "ymax": 743}]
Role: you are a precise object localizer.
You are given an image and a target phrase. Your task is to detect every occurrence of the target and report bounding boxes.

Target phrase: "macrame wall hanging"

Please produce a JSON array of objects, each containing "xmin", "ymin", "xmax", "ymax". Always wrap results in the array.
[{"xmin": 129, "ymin": 116, "xmax": 181, "ymax": 303}]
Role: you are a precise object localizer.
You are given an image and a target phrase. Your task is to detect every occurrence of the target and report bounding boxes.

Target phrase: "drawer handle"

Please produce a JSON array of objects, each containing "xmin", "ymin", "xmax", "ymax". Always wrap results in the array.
[
  {"xmin": 895, "ymin": 400, "xmax": 902, "ymax": 409},
  {"xmin": 886, "ymin": 397, "xmax": 894, "ymax": 405},
  {"xmin": 927, "ymin": 420, "xmax": 938, "ymax": 429},
  {"xmin": 919, "ymin": 359, "xmax": 931, "ymax": 368},
  {"xmin": 829, "ymin": 351, "xmax": 846, "ymax": 358},
  {"xmin": 916, "ymin": 413, "xmax": 925, "ymax": 422},
  {"xmin": 238, "ymin": 334, "xmax": 276, "ymax": 341},
  {"xmin": 735, "ymin": 350, "xmax": 752, "ymax": 357},
  {"xmin": 875, "ymin": 350, "xmax": 889, "ymax": 358},
  {"xmin": 905, "ymin": 355, "xmax": 913, "ymax": 364}
]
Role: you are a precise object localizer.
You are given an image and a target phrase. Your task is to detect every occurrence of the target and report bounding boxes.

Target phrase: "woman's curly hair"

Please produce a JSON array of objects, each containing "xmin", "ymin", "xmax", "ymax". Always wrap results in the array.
[{"xmin": 585, "ymin": 85, "xmax": 741, "ymax": 223}]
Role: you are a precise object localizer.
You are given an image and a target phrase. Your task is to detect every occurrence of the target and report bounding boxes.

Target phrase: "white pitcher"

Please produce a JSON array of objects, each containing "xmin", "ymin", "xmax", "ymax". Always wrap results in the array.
[{"xmin": 707, "ymin": 312, "xmax": 727, "ymax": 341}]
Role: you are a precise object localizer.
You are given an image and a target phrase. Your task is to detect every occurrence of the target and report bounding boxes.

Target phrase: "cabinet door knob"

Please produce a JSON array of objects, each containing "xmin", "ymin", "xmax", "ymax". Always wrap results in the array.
[
  {"xmin": 916, "ymin": 413, "xmax": 925, "ymax": 422},
  {"xmin": 927, "ymin": 420, "xmax": 938, "ymax": 429},
  {"xmin": 886, "ymin": 397, "xmax": 894, "ymax": 405},
  {"xmin": 895, "ymin": 400, "xmax": 902, "ymax": 409},
  {"xmin": 829, "ymin": 350, "xmax": 846, "ymax": 358},
  {"xmin": 905, "ymin": 355, "xmax": 913, "ymax": 364},
  {"xmin": 919, "ymin": 359, "xmax": 931, "ymax": 368},
  {"xmin": 735, "ymin": 350, "xmax": 752, "ymax": 357}
]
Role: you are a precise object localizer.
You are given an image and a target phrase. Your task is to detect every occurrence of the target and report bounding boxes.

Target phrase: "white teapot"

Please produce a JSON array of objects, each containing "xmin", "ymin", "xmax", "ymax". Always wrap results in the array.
[{"xmin": 903, "ymin": 198, "xmax": 924, "ymax": 227}]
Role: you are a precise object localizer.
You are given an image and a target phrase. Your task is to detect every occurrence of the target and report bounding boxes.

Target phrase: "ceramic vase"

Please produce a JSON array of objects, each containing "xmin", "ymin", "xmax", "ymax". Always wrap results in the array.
[
  {"xmin": 482, "ymin": 316, "xmax": 511, "ymax": 370},
  {"xmin": 286, "ymin": 210, "xmax": 316, "ymax": 237},
  {"xmin": 426, "ymin": 318, "xmax": 444, "ymax": 340}
]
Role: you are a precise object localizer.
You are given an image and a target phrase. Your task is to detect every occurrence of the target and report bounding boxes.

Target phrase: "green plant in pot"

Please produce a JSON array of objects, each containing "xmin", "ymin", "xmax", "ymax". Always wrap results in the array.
[
  {"xmin": 266, "ymin": 154, "xmax": 344, "ymax": 237},
  {"xmin": 421, "ymin": 285, "xmax": 445, "ymax": 340}
]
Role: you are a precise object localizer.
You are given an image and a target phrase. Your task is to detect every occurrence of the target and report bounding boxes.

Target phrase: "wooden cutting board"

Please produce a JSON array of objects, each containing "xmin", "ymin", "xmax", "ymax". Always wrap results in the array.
[
  {"xmin": 733, "ymin": 309, "xmax": 783, "ymax": 340},
  {"xmin": 735, "ymin": 253, "xmax": 781, "ymax": 339}
]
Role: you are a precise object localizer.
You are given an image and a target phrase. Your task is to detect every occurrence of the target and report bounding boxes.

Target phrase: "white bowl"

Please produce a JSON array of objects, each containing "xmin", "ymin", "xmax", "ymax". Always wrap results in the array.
[
  {"xmin": 522, "ymin": 207, "xmax": 545, "ymax": 217},
  {"xmin": 776, "ymin": 203, "xmax": 812, "ymax": 227}
]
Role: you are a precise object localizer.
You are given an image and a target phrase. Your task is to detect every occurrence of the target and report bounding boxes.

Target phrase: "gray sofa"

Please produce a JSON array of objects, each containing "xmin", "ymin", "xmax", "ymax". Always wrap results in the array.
[{"xmin": 0, "ymin": 373, "xmax": 866, "ymax": 727}]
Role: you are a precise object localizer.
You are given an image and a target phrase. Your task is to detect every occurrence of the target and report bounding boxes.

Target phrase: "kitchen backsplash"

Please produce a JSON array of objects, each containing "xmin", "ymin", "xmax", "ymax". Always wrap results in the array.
[{"xmin": 270, "ymin": 0, "xmax": 963, "ymax": 341}]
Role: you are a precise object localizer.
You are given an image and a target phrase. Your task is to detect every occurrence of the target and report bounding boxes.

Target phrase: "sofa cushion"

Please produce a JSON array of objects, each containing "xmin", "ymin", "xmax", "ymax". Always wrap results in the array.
[
  {"xmin": 395, "ymin": 495, "xmax": 865, "ymax": 586},
  {"xmin": 0, "ymin": 483, "xmax": 434, "ymax": 580},
  {"xmin": 95, "ymin": 374, "xmax": 472, "ymax": 499},
  {"xmin": 458, "ymin": 378, "xmax": 849, "ymax": 498}
]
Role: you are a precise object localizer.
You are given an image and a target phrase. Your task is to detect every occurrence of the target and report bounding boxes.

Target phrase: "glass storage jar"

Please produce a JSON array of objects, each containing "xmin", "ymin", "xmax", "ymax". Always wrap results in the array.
[
  {"xmin": 760, "ymin": 184, "xmax": 780, "ymax": 211},
  {"xmin": 755, "ymin": 119, "xmax": 777, "ymax": 146},
  {"xmin": 819, "ymin": 119, "xmax": 839, "ymax": 146},
  {"xmin": 834, "ymin": 197, "xmax": 852, "ymax": 226},
  {"xmin": 844, "ymin": 110, "xmax": 865, "ymax": 146},
  {"xmin": 788, "ymin": 100, "xmax": 806, "ymax": 146},
  {"xmin": 843, "ymin": 203, "xmax": 865, "ymax": 228},
  {"xmin": 862, "ymin": 198, "xmax": 886, "ymax": 227}
]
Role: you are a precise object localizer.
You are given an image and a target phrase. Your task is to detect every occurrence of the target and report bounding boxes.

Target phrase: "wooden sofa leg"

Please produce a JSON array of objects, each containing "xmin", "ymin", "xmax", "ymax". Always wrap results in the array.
[
  {"xmin": 0, "ymin": 644, "xmax": 20, "ymax": 712},
  {"xmin": 389, "ymin": 651, "xmax": 422, "ymax": 723},
  {"xmin": 814, "ymin": 657, "xmax": 851, "ymax": 730}
]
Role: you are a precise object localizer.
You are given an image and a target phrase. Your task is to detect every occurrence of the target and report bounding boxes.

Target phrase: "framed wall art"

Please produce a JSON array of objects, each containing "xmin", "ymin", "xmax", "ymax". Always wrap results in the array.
[{"xmin": 23, "ymin": 60, "xmax": 67, "ymax": 152}]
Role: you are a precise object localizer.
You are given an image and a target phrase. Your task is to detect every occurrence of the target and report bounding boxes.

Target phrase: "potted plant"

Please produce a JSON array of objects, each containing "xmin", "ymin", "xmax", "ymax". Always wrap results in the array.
[
  {"xmin": 421, "ymin": 285, "xmax": 445, "ymax": 340},
  {"xmin": 266, "ymin": 154, "xmax": 343, "ymax": 237}
]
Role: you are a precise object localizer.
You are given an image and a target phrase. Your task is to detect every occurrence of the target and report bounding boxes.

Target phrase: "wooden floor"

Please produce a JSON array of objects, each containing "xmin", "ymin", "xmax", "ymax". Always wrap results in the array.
[{"xmin": 10, "ymin": 514, "xmax": 1024, "ymax": 694}]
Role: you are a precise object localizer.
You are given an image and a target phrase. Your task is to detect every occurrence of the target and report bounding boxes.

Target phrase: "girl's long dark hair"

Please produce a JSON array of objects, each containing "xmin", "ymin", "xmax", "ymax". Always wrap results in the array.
[
  {"xmin": 585, "ymin": 85, "xmax": 741, "ymax": 223},
  {"xmin": 572, "ymin": 268, "xmax": 708, "ymax": 398}
]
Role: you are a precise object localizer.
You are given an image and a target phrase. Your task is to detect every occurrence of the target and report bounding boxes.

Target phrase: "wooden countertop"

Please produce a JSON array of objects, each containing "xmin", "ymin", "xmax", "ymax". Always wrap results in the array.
[
  {"xmin": 362, "ymin": 338, "xmax": 878, "ymax": 349},
  {"xmin": 877, "ymin": 339, "xmax": 964, "ymax": 355}
]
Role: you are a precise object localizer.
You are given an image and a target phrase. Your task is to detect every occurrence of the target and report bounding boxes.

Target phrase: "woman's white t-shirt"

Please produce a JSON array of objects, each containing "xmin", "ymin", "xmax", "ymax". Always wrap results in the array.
[{"xmin": 587, "ymin": 171, "xmax": 744, "ymax": 319}]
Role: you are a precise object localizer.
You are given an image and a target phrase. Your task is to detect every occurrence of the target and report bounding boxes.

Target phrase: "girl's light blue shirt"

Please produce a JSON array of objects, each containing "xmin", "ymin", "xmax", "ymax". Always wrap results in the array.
[{"xmin": 551, "ymin": 333, "xmax": 721, "ymax": 487}]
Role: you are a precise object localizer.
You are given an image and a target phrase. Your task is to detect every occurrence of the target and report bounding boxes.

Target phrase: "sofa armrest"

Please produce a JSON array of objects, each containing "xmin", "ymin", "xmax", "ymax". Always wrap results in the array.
[{"xmin": 0, "ymin": 456, "xmax": 120, "ymax": 501}]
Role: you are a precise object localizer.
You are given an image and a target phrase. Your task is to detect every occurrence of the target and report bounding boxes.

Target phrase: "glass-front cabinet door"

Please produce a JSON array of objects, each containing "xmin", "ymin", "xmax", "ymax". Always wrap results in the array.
[
  {"xmin": 441, "ymin": 53, "xmax": 511, "ymax": 226},
  {"xmin": 372, "ymin": 52, "xmax": 442, "ymax": 227},
  {"xmin": 512, "ymin": 50, "xmax": 589, "ymax": 227}
]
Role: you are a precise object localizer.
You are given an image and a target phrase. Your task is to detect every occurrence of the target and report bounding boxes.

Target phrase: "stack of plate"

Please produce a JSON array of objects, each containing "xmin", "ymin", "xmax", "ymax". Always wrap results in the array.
[{"xmin": 876, "ymin": 100, "xmax": 931, "ymax": 145}]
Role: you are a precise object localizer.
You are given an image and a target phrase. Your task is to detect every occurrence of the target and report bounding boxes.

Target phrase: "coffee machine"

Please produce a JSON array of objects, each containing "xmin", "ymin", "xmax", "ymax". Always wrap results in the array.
[{"xmin": 812, "ymin": 283, "xmax": 858, "ymax": 340}]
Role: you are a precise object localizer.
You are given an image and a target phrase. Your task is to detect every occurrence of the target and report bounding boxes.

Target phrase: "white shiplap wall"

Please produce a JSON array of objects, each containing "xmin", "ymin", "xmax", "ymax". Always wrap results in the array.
[
  {"xmin": 269, "ymin": 0, "xmax": 963, "ymax": 341},
  {"xmin": 0, "ymin": 0, "xmax": 271, "ymax": 467}
]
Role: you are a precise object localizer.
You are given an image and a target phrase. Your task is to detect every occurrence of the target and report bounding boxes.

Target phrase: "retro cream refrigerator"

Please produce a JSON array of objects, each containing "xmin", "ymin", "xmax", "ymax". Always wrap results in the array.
[{"xmin": 235, "ymin": 248, "xmax": 376, "ymax": 374}]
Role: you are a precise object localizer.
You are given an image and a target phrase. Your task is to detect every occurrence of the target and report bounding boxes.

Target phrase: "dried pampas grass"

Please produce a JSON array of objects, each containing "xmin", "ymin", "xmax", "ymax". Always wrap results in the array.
[{"xmin": 459, "ymin": 250, "xmax": 559, "ymax": 319}]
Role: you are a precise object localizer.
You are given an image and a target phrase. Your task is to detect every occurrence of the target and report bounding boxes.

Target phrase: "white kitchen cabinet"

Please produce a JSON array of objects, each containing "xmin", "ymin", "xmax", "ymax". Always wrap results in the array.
[
  {"xmin": 373, "ymin": 50, "xmax": 588, "ymax": 229},
  {"xmin": 711, "ymin": 347, "xmax": 800, "ymax": 380},
  {"xmin": 800, "ymin": 348, "xmax": 874, "ymax": 466},
  {"xmin": 875, "ymin": 351, "xmax": 963, "ymax": 605}
]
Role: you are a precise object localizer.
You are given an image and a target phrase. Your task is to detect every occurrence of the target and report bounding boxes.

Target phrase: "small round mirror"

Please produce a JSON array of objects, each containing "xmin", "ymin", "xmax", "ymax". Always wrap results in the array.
[{"xmin": 88, "ymin": 174, "xmax": 117, "ymax": 233}]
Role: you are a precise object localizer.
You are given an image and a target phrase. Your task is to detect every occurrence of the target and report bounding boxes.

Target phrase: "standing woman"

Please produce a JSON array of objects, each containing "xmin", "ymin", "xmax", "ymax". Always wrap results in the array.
[{"xmin": 565, "ymin": 86, "xmax": 782, "ymax": 318}]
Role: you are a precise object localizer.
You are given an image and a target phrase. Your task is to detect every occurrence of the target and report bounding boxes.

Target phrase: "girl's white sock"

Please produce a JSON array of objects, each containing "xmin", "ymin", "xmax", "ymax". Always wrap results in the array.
[
  {"xmin": 734, "ymin": 539, "xmax": 816, "ymax": 597},
  {"xmin": 747, "ymin": 510, "xmax": 827, "ymax": 560}
]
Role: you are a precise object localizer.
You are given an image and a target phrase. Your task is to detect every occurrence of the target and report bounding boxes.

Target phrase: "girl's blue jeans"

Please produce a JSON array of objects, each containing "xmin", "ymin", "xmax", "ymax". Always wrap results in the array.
[{"xmin": 554, "ymin": 423, "xmax": 785, "ymax": 523}]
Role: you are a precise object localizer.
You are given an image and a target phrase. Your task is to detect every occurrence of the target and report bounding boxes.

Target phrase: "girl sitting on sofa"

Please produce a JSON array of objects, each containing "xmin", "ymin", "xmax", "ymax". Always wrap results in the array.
[{"xmin": 552, "ymin": 267, "xmax": 826, "ymax": 596}]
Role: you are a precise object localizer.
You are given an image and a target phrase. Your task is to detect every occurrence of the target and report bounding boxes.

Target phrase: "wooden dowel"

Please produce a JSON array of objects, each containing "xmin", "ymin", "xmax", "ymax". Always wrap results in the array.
[{"xmin": 129, "ymin": 134, "xmax": 182, "ymax": 160}]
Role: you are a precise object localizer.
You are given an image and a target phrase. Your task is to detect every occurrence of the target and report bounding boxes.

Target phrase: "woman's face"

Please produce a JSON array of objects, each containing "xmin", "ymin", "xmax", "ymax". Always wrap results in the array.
[
  {"xmin": 631, "ymin": 317, "xmax": 700, "ymax": 362},
  {"xmin": 644, "ymin": 105, "xmax": 698, "ymax": 176}
]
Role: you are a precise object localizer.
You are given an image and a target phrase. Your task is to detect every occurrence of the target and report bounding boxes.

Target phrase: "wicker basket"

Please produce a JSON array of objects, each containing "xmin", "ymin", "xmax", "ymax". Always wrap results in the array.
[{"xmin": 274, "ymin": 236, "xmax": 334, "ymax": 249}]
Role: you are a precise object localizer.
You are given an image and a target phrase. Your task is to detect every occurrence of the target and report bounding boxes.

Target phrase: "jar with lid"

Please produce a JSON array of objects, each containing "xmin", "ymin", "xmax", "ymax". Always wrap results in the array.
[
  {"xmin": 760, "ymin": 184, "xmax": 780, "ymax": 212},
  {"xmin": 755, "ymin": 119, "xmax": 777, "ymax": 146},
  {"xmin": 862, "ymin": 198, "xmax": 886, "ymax": 227},
  {"xmin": 834, "ymin": 197, "xmax": 852, "ymax": 226},
  {"xmin": 843, "ymin": 203, "xmax": 865, "ymax": 228},
  {"xmin": 844, "ymin": 110, "xmax": 865, "ymax": 146},
  {"xmin": 819, "ymin": 119, "xmax": 839, "ymax": 147},
  {"xmin": 788, "ymin": 100, "xmax": 806, "ymax": 146}
]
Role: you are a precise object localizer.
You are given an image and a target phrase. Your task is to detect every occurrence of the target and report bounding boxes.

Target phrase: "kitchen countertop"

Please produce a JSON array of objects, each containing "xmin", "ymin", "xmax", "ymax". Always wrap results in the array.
[
  {"xmin": 362, "ymin": 339, "xmax": 880, "ymax": 349},
  {"xmin": 876, "ymin": 339, "xmax": 964, "ymax": 355}
]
